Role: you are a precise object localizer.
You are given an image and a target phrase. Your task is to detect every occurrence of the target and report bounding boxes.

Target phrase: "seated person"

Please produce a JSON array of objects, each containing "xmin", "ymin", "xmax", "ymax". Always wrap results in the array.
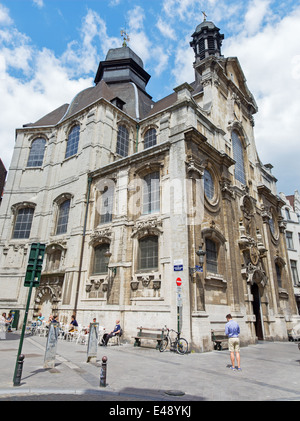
[
  {"xmin": 69, "ymin": 315, "xmax": 78, "ymax": 332},
  {"xmin": 101, "ymin": 319, "xmax": 121, "ymax": 346}
]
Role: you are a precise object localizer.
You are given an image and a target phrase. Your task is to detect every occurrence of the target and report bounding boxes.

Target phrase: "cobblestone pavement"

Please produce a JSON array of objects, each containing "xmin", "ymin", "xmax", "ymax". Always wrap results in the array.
[{"xmin": 0, "ymin": 332, "xmax": 300, "ymax": 402}]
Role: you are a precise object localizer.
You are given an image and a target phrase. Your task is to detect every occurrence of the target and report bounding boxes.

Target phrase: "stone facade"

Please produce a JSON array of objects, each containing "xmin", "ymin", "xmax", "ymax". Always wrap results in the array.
[
  {"xmin": 0, "ymin": 21, "xmax": 299, "ymax": 351},
  {"xmin": 280, "ymin": 191, "xmax": 300, "ymax": 314}
]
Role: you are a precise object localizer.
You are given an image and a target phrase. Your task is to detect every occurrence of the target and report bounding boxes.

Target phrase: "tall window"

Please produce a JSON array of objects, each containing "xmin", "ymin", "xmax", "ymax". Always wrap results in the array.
[
  {"xmin": 143, "ymin": 172, "xmax": 160, "ymax": 214},
  {"xmin": 144, "ymin": 128, "xmax": 157, "ymax": 149},
  {"xmin": 275, "ymin": 263, "xmax": 282, "ymax": 288},
  {"xmin": 138, "ymin": 236, "xmax": 158, "ymax": 270},
  {"xmin": 27, "ymin": 138, "xmax": 46, "ymax": 167},
  {"xmin": 93, "ymin": 244, "xmax": 109, "ymax": 274},
  {"xmin": 65, "ymin": 125, "xmax": 80, "ymax": 159},
  {"xmin": 204, "ymin": 169, "xmax": 215, "ymax": 201},
  {"xmin": 284, "ymin": 208, "xmax": 291, "ymax": 220},
  {"xmin": 116, "ymin": 125, "xmax": 129, "ymax": 157},
  {"xmin": 291, "ymin": 260, "xmax": 299, "ymax": 286},
  {"xmin": 100, "ymin": 186, "xmax": 114, "ymax": 224},
  {"xmin": 286, "ymin": 231, "xmax": 294, "ymax": 249},
  {"xmin": 232, "ymin": 131, "xmax": 246, "ymax": 184},
  {"xmin": 206, "ymin": 238, "xmax": 218, "ymax": 273},
  {"xmin": 13, "ymin": 208, "xmax": 34, "ymax": 239},
  {"xmin": 56, "ymin": 199, "xmax": 70, "ymax": 235}
]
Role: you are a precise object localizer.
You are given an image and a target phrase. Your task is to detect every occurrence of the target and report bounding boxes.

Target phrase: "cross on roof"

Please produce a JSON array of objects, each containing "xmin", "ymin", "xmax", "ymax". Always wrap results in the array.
[{"xmin": 202, "ymin": 11, "xmax": 207, "ymax": 21}]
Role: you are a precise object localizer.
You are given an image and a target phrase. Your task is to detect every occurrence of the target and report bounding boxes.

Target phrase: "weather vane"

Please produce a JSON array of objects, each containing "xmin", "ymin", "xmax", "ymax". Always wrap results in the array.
[
  {"xmin": 120, "ymin": 29, "xmax": 130, "ymax": 47},
  {"xmin": 202, "ymin": 11, "xmax": 207, "ymax": 21}
]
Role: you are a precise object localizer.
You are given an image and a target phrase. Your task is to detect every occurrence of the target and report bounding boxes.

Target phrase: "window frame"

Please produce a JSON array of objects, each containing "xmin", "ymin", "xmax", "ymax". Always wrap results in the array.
[
  {"xmin": 12, "ymin": 207, "xmax": 34, "ymax": 239},
  {"xmin": 116, "ymin": 124, "xmax": 129, "ymax": 157},
  {"xmin": 205, "ymin": 238, "xmax": 218, "ymax": 274},
  {"xmin": 144, "ymin": 128, "xmax": 157, "ymax": 149},
  {"xmin": 55, "ymin": 199, "xmax": 71, "ymax": 236},
  {"xmin": 138, "ymin": 236, "xmax": 159, "ymax": 271},
  {"xmin": 27, "ymin": 137, "xmax": 46, "ymax": 167},
  {"xmin": 232, "ymin": 130, "xmax": 246, "ymax": 185},
  {"xmin": 142, "ymin": 171, "xmax": 160, "ymax": 215},
  {"xmin": 93, "ymin": 243, "xmax": 109, "ymax": 275},
  {"xmin": 65, "ymin": 124, "xmax": 80, "ymax": 159}
]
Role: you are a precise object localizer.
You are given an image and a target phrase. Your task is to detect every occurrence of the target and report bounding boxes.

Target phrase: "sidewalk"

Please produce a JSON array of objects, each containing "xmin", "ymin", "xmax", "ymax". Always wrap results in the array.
[{"xmin": 0, "ymin": 331, "xmax": 300, "ymax": 401}]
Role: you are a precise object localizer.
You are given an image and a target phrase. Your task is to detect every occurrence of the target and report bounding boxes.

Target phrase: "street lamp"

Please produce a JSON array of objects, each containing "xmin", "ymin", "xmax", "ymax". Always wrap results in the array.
[{"xmin": 189, "ymin": 244, "xmax": 206, "ymax": 275}]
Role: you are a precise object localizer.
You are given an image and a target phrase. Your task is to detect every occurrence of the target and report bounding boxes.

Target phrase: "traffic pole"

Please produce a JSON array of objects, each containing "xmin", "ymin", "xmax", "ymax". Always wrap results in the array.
[{"xmin": 13, "ymin": 279, "xmax": 34, "ymax": 386}]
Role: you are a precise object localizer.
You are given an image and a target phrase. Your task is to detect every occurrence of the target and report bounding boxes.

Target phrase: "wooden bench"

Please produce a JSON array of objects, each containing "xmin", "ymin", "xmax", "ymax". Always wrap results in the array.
[
  {"xmin": 211, "ymin": 329, "xmax": 228, "ymax": 351},
  {"xmin": 133, "ymin": 327, "xmax": 165, "ymax": 349}
]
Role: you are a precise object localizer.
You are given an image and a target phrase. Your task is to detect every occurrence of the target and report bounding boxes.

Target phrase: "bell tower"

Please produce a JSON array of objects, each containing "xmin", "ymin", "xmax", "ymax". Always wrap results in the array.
[{"xmin": 190, "ymin": 16, "xmax": 224, "ymax": 64}]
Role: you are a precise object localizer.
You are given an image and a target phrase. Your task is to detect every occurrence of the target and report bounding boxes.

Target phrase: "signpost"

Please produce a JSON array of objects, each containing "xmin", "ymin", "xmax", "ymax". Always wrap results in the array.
[
  {"xmin": 13, "ymin": 243, "xmax": 46, "ymax": 386},
  {"xmin": 176, "ymin": 277, "xmax": 182, "ymax": 333},
  {"xmin": 87, "ymin": 322, "xmax": 99, "ymax": 363},
  {"xmin": 44, "ymin": 322, "xmax": 59, "ymax": 369}
]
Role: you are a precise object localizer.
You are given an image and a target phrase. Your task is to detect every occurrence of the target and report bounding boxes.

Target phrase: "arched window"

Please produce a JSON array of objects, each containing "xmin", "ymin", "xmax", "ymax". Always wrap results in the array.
[
  {"xmin": 143, "ymin": 172, "xmax": 160, "ymax": 214},
  {"xmin": 56, "ymin": 199, "xmax": 70, "ymax": 235},
  {"xmin": 93, "ymin": 244, "xmax": 109, "ymax": 274},
  {"xmin": 205, "ymin": 238, "xmax": 218, "ymax": 273},
  {"xmin": 138, "ymin": 236, "xmax": 158, "ymax": 270},
  {"xmin": 232, "ymin": 130, "xmax": 246, "ymax": 184},
  {"xmin": 144, "ymin": 128, "xmax": 157, "ymax": 149},
  {"xmin": 204, "ymin": 169, "xmax": 215, "ymax": 201},
  {"xmin": 27, "ymin": 138, "xmax": 46, "ymax": 167},
  {"xmin": 13, "ymin": 207, "xmax": 34, "ymax": 239},
  {"xmin": 65, "ymin": 125, "xmax": 80, "ymax": 159},
  {"xmin": 116, "ymin": 125, "xmax": 129, "ymax": 157},
  {"xmin": 100, "ymin": 185, "xmax": 114, "ymax": 224}
]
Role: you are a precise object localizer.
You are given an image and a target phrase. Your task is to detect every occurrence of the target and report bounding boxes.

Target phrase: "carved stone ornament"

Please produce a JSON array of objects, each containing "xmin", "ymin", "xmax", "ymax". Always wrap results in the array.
[
  {"xmin": 153, "ymin": 279, "xmax": 161, "ymax": 290},
  {"xmin": 250, "ymin": 245, "xmax": 260, "ymax": 266},
  {"xmin": 130, "ymin": 280, "xmax": 139, "ymax": 291},
  {"xmin": 89, "ymin": 228, "xmax": 112, "ymax": 244}
]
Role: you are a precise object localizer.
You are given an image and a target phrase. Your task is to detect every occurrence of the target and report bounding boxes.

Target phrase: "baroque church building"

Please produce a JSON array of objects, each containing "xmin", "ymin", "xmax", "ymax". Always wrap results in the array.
[{"xmin": 0, "ymin": 20, "xmax": 299, "ymax": 351}]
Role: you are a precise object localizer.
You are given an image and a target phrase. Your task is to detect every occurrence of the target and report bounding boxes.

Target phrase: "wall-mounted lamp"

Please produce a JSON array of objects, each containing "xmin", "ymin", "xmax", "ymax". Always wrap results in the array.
[
  {"xmin": 189, "ymin": 244, "xmax": 206, "ymax": 275},
  {"xmin": 104, "ymin": 250, "xmax": 117, "ymax": 276}
]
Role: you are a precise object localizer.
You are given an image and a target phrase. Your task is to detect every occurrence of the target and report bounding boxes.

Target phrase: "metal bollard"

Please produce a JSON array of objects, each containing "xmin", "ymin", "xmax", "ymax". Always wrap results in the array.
[
  {"xmin": 100, "ymin": 356, "xmax": 107, "ymax": 387},
  {"xmin": 13, "ymin": 354, "xmax": 25, "ymax": 386}
]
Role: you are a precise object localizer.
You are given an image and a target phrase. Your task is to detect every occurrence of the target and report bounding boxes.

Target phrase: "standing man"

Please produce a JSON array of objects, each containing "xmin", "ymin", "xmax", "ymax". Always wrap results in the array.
[{"xmin": 225, "ymin": 314, "xmax": 241, "ymax": 371}]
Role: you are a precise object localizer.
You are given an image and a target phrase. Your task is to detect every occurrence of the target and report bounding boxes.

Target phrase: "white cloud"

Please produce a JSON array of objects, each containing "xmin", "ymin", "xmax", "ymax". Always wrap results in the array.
[
  {"xmin": 61, "ymin": 9, "xmax": 119, "ymax": 76},
  {"xmin": 0, "ymin": 3, "xmax": 13, "ymax": 25},
  {"xmin": 156, "ymin": 17, "xmax": 176, "ymax": 40},
  {"xmin": 32, "ymin": 0, "xmax": 44, "ymax": 9},
  {"xmin": 243, "ymin": 0, "xmax": 272, "ymax": 36}
]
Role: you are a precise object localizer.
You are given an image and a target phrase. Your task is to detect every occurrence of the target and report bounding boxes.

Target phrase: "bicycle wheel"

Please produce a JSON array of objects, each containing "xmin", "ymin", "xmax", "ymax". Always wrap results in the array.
[
  {"xmin": 176, "ymin": 338, "xmax": 188, "ymax": 354},
  {"xmin": 159, "ymin": 338, "xmax": 168, "ymax": 352}
]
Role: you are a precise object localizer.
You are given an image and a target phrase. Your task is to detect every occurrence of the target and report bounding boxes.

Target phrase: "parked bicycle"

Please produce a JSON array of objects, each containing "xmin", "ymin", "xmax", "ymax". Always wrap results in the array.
[{"xmin": 159, "ymin": 326, "xmax": 188, "ymax": 354}]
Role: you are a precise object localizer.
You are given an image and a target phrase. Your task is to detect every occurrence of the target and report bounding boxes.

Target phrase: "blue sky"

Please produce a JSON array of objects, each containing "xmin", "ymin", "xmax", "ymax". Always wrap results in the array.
[{"xmin": 0, "ymin": 0, "xmax": 300, "ymax": 195}]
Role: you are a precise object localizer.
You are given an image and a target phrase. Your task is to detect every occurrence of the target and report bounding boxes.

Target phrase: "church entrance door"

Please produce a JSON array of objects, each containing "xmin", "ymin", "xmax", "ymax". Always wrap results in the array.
[{"xmin": 251, "ymin": 282, "xmax": 264, "ymax": 340}]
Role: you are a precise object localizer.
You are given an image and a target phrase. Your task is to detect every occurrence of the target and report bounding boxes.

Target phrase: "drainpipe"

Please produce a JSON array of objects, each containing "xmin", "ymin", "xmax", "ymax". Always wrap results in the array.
[{"xmin": 73, "ymin": 175, "xmax": 92, "ymax": 316}]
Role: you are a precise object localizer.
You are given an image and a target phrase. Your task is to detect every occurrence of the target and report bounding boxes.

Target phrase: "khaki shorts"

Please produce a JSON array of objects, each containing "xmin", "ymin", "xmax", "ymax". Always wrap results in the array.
[{"xmin": 228, "ymin": 337, "xmax": 240, "ymax": 352}]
